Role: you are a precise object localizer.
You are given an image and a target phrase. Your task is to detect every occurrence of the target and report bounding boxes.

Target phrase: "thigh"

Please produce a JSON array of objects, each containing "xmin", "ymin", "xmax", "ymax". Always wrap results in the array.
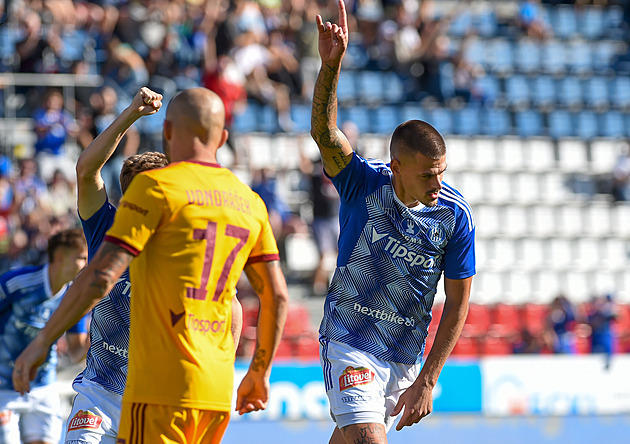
[
  {"xmin": 65, "ymin": 387, "xmax": 120, "ymax": 444},
  {"xmin": 0, "ymin": 410, "xmax": 20, "ymax": 444},
  {"xmin": 337, "ymin": 422, "xmax": 387, "ymax": 444},
  {"xmin": 118, "ymin": 402, "xmax": 229, "ymax": 444},
  {"xmin": 19, "ymin": 388, "xmax": 62, "ymax": 444}
]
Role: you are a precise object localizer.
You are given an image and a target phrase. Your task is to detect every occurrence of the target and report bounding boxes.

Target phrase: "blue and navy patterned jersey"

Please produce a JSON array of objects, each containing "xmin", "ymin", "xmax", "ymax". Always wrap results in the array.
[
  {"xmin": 73, "ymin": 200, "xmax": 130, "ymax": 396},
  {"xmin": 320, "ymin": 154, "xmax": 476, "ymax": 365},
  {"xmin": 0, "ymin": 264, "xmax": 88, "ymax": 391}
]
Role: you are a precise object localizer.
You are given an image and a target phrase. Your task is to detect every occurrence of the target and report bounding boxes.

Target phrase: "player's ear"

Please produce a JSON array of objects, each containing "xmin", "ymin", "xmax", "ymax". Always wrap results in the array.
[
  {"xmin": 220, "ymin": 128, "xmax": 229, "ymax": 148},
  {"xmin": 390, "ymin": 157, "xmax": 401, "ymax": 175},
  {"xmin": 163, "ymin": 119, "xmax": 173, "ymax": 141}
]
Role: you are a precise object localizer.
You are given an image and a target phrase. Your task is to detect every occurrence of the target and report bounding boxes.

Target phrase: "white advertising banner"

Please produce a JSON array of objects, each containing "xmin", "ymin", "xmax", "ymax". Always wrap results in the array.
[{"xmin": 481, "ymin": 355, "xmax": 630, "ymax": 416}]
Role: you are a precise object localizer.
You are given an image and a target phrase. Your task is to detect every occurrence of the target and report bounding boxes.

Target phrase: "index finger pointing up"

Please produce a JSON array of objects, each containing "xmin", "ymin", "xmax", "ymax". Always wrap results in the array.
[{"xmin": 338, "ymin": 0, "xmax": 348, "ymax": 34}]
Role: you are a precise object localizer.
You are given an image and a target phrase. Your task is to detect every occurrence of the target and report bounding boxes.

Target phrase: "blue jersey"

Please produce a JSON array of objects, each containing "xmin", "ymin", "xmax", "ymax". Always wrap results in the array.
[
  {"xmin": 0, "ymin": 264, "xmax": 88, "ymax": 391},
  {"xmin": 73, "ymin": 200, "xmax": 130, "ymax": 396},
  {"xmin": 320, "ymin": 154, "xmax": 476, "ymax": 365}
]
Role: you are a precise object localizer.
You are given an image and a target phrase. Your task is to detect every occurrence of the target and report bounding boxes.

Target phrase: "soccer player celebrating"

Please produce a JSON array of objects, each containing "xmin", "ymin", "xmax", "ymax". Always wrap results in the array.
[
  {"xmin": 13, "ymin": 88, "xmax": 289, "ymax": 443},
  {"xmin": 0, "ymin": 229, "xmax": 89, "ymax": 444},
  {"xmin": 311, "ymin": 1, "xmax": 476, "ymax": 443}
]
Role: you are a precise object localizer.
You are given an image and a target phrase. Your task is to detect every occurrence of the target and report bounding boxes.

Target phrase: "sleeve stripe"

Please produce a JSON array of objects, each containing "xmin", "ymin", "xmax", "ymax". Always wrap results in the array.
[
  {"xmin": 246, "ymin": 253, "xmax": 280, "ymax": 265},
  {"xmin": 439, "ymin": 192, "xmax": 475, "ymax": 232},
  {"xmin": 104, "ymin": 235, "xmax": 141, "ymax": 256}
]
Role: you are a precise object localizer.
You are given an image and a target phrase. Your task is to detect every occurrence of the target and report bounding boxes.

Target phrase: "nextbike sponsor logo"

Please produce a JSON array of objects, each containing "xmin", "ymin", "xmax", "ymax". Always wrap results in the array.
[
  {"xmin": 187, "ymin": 313, "xmax": 226, "ymax": 334},
  {"xmin": 68, "ymin": 410, "xmax": 102, "ymax": 431},
  {"xmin": 353, "ymin": 302, "xmax": 415, "ymax": 327},
  {"xmin": 339, "ymin": 366, "xmax": 375, "ymax": 391},
  {"xmin": 371, "ymin": 228, "xmax": 435, "ymax": 268},
  {"xmin": 102, "ymin": 341, "xmax": 128, "ymax": 358}
]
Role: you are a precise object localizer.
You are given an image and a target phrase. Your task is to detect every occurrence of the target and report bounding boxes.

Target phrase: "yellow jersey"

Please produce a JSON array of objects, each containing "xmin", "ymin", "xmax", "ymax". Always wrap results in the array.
[{"xmin": 105, "ymin": 160, "xmax": 279, "ymax": 411}]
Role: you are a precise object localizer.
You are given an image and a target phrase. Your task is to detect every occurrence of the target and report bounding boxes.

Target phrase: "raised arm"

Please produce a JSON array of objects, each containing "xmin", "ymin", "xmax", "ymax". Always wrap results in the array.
[
  {"xmin": 310, "ymin": 0, "xmax": 354, "ymax": 178},
  {"xmin": 76, "ymin": 87, "xmax": 162, "ymax": 219},
  {"xmin": 12, "ymin": 242, "xmax": 133, "ymax": 394},
  {"xmin": 235, "ymin": 260, "xmax": 289, "ymax": 415},
  {"xmin": 390, "ymin": 276, "xmax": 471, "ymax": 430}
]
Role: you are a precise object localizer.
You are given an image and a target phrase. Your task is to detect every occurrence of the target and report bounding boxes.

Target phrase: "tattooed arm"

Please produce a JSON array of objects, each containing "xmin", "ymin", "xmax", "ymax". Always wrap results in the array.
[
  {"xmin": 235, "ymin": 260, "xmax": 289, "ymax": 415},
  {"xmin": 310, "ymin": 0, "xmax": 354, "ymax": 178},
  {"xmin": 12, "ymin": 242, "xmax": 133, "ymax": 394}
]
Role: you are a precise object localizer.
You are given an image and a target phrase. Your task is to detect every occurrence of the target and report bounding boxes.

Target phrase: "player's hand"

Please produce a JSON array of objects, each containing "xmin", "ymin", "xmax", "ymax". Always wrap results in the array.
[
  {"xmin": 12, "ymin": 336, "xmax": 49, "ymax": 395},
  {"xmin": 390, "ymin": 381, "xmax": 433, "ymax": 431},
  {"xmin": 129, "ymin": 87, "xmax": 163, "ymax": 117},
  {"xmin": 235, "ymin": 372, "xmax": 270, "ymax": 415},
  {"xmin": 315, "ymin": 0, "xmax": 348, "ymax": 66}
]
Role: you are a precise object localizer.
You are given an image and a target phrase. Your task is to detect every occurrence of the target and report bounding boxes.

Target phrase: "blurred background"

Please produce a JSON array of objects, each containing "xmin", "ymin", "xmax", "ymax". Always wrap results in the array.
[{"xmin": 1, "ymin": 0, "xmax": 630, "ymax": 442}]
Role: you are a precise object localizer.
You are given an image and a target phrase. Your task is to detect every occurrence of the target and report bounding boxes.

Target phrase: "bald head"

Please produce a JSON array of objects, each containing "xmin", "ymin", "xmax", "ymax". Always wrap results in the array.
[{"xmin": 163, "ymin": 88, "xmax": 226, "ymax": 160}]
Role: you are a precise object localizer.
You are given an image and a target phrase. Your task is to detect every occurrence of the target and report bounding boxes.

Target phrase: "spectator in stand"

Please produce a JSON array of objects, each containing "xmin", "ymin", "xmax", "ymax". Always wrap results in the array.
[
  {"xmin": 15, "ymin": 11, "xmax": 63, "ymax": 74},
  {"xmin": 32, "ymin": 89, "xmax": 79, "ymax": 183},
  {"xmin": 611, "ymin": 143, "xmax": 630, "ymax": 202},
  {"xmin": 544, "ymin": 294, "xmax": 578, "ymax": 354},
  {"xmin": 13, "ymin": 158, "xmax": 49, "ymax": 220},
  {"xmin": 512, "ymin": 328, "xmax": 543, "ymax": 354},
  {"xmin": 588, "ymin": 294, "xmax": 618, "ymax": 355},
  {"xmin": 299, "ymin": 152, "xmax": 340, "ymax": 296},
  {"xmin": 517, "ymin": 0, "xmax": 551, "ymax": 39}
]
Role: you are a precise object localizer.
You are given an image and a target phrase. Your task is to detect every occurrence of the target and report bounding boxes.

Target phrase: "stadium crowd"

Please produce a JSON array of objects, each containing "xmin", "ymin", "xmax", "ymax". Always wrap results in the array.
[{"xmin": 1, "ymin": 0, "xmax": 630, "ymax": 363}]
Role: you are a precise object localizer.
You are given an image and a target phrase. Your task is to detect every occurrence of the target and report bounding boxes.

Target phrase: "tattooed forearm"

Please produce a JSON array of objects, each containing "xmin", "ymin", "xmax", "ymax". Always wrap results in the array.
[
  {"xmin": 311, "ymin": 64, "xmax": 340, "ymax": 137},
  {"xmin": 251, "ymin": 342, "xmax": 267, "ymax": 372},
  {"xmin": 89, "ymin": 242, "xmax": 133, "ymax": 293}
]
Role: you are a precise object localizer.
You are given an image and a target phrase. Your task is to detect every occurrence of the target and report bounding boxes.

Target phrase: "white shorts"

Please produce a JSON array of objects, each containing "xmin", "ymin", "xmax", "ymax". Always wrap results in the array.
[
  {"xmin": 319, "ymin": 339, "xmax": 421, "ymax": 432},
  {"xmin": 0, "ymin": 385, "xmax": 62, "ymax": 444},
  {"xmin": 64, "ymin": 379, "xmax": 122, "ymax": 444}
]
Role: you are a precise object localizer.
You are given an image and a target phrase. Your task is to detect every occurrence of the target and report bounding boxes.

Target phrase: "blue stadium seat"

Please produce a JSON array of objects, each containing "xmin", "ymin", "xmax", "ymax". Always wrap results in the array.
[
  {"xmin": 341, "ymin": 106, "xmax": 371, "ymax": 133},
  {"xmin": 400, "ymin": 104, "xmax": 426, "ymax": 123},
  {"xmin": 426, "ymin": 107, "xmax": 454, "ymax": 135},
  {"xmin": 481, "ymin": 107, "xmax": 511, "ymax": 136},
  {"xmin": 583, "ymin": 76, "xmax": 609, "ymax": 109},
  {"xmin": 0, "ymin": 25, "xmax": 20, "ymax": 60},
  {"xmin": 371, "ymin": 106, "xmax": 400, "ymax": 134},
  {"xmin": 604, "ymin": 6, "xmax": 626, "ymax": 40},
  {"xmin": 599, "ymin": 110, "xmax": 625, "ymax": 138},
  {"xmin": 259, "ymin": 105, "xmax": 279, "ymax": 133},
  {"xmin": 487, "ymin": 39, "xmax": 514, "ymax": 74},
  {"xmin": 556, "ymin": 75, "xmax": 583, "ymax": 108},
  {"xmin": 548, "ymin": 110, "xmax": 574, "ymax": 139},
  {"xmin": 345, "ymin": 43, "xmax": 369, "ymax": 70},
  {"xmin": 575, "ymin": 111, "xmax": 598, "ymax": 140},
  {"xmin": 514, "ymin": 39, "xmax": 541, "ymax": 73},
  {"xmin": 474, "ymin": 10, "xmax": 498, "ymax": 38},
  {"xmin": 578, "ymin": 6, "xmax": 605, "ymax": 40},
  {"xmin": 610, "ymin": 76, "xmax": 630, "ymax": 109},
  {"xmin": 382, "ymin": 71, "xmax": 405, "ymax": 103},
  {"xmin": 357, "ymin": 71, "xmax": 385, "ymax": 104},
  {"xmin": 541, "ymin": 40, "xmax": 566, "ymax": 74},
  {"xmin": 506, "ymin": 75, "xmax": 530, "ymax": 107},
  {"xmin": 61, "ymin": 29, "xmax": 89, "ymax": 62},
  {"xmin": 337, "ymin": 71, "xmax": 357, "ymax": 103},
  {"xmin": 448, "ymin": 11, "xmax": 474, "ymax": 37},
  {"xmin": 453, "ymin": 106, "xmax": 481, "ymax": 136},
  {"xmin": 515, "ymin": 110, "xmax": 543, "ymax": 138},
  {"xmin": 290, "ymin": 103, "xmax": 312, "ymax": 133},
  {"xmin": 550, "ymin": 5, "xmax": 578, "ymax": 39},
  {"xmin": 232, "ymin": 102, "xmax": 260, "ymax": 133},
  {"xmin": 531, "ymin": 75, "xmax": 556, "ymax": 108},
  {"xmin": 463, "ymin": 38, "xmax": 486, "ymax": 68},
  {"xmin": 476, "ymin": 74, "xmax": 500, "ymax": 104},
  {"xmin": 566, "ymin": 40, "xmax": 593, "ymax": 74},
  {"xmin": 592, "ymin": 40, "xmax": 621, "ymax": 72}
]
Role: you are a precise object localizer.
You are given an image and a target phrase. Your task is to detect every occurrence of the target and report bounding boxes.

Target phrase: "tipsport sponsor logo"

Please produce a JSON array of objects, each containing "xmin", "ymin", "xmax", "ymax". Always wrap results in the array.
[
  {"xmin": 67, "ymin": 409, "xmax": 103, "ymax": 431},
  {"xmin": 353, "ymin": 302, "xmax": 415, "ymax": 327},
  {"xmin": 371, "ymin": 228, "xmax": 435, "ymax": 268},
  {"xmin": 186, "ymin": 313, "xmax": 226, "ymax": 335},
  {"xmin": 339, "ymin": 366, "xmax": 375, "ymax": 391}
]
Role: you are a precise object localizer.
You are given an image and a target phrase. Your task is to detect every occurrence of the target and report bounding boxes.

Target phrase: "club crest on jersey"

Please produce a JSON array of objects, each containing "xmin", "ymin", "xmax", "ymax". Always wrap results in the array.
[
  {"xmin": 427, "ymin": 223, "xmax": 446, "ymax": 246},
  {"xmin": 67, "ymin": 410, "xmax": 103, "ymax": 431},
  {"xmin": 339, "ymin": 366, "xmax": 375, "ymax": 391},
  {"xmin": 402, "ymin": 218, "xmax": 421, "ymax": 237}
]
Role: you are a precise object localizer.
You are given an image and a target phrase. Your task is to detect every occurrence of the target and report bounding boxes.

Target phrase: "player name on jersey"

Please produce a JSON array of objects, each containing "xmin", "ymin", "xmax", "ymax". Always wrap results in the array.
[{"xmin": 186, "ymin": 188, "xmax": 252, "ymax": 215}]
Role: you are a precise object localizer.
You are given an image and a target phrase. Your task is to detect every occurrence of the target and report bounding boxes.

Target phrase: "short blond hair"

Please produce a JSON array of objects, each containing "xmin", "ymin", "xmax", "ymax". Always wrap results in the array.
[{"xmin": 119, "ymin": 152, "xmax": 168, "ymax": 193}]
